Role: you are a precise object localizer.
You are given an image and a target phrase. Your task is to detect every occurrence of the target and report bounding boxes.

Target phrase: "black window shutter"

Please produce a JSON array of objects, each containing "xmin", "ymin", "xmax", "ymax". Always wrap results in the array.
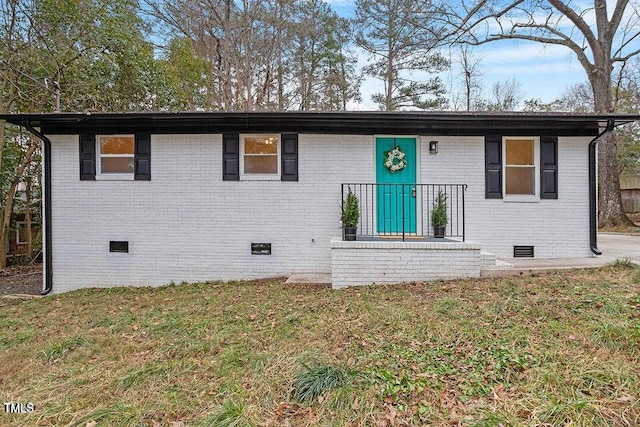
[
  {"xmin": 540, "ymin": 136, "xmax": 558, "ymax": 199},
  {"xmin": 79, "ymin": 134, "xmax": 96, "ymax": 180},
  {"xmin": 281, "ymin": 133, "xmax": 299, "ymax": 181},
  {"xmin": 134, "ymin": 134, "xmax": 151, "ymax": 180},
  {"xmin": 222, "ymin": 133, "xmax": 240, "ymax": 181},
  {"xmin": 485, "ymin": 135, "xmax": 502, "ymax": 198}
]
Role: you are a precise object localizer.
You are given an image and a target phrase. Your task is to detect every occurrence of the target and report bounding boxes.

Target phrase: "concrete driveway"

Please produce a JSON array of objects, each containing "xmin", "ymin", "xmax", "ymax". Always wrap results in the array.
[
  {"xmin": 598, "ymin": 232, "xmax": 640, "ymax": 264},
  {"xmin": 488, "ymin": 232, "xmax": 640, "ymax": 274}
]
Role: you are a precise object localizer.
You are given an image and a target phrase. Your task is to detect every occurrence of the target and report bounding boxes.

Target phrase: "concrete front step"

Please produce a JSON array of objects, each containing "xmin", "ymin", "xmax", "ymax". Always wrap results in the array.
[
  {"xmin": 480, "ymin": 256, "xmax": 608, "ymax": 278},
  {"xmin": 284, "ymin": 273, "xmax": 332, "ymax": 287},
  {"xmin": 481, "ymin": 259, "xmax": 514, "ymax": 270}
]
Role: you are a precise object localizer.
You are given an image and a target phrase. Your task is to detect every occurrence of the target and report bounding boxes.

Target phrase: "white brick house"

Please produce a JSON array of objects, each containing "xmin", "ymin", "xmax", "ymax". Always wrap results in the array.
[{"xmin": 1, "ymin": 112, "xmax": 637, "ymax": 293}]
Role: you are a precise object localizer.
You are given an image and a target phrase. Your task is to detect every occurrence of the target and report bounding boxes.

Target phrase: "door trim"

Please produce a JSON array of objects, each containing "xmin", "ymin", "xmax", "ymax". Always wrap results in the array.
[{"xmin": 374, "ymin": 135, "xmax": 421, "ymax": 235}]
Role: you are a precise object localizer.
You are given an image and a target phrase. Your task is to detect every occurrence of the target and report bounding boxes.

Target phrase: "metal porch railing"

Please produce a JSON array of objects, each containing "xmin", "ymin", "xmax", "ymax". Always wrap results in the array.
[{"xmin": 341, "ymin": 183, "xmax": 468, "ymax": 241}]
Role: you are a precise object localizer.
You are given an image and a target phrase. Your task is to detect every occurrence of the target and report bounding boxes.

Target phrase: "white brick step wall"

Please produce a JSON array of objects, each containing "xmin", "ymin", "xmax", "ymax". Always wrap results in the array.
[
  {"xmin": 331, "ymin": 238, "xmax": 483, "ymax": 288},
  {"xmin": 481, "ymin": 251, "xmax": 497, "ymax": 268}
]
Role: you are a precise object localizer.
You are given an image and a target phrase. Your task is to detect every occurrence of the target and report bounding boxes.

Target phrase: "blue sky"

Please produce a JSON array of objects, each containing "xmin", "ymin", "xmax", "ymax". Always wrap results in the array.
[{"xmin": 325, "ymin": 0, "xmax": 595, "ymax": 110}]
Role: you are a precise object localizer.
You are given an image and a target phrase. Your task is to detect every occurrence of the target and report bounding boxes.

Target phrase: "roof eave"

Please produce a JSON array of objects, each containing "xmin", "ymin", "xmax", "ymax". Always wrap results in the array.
[{"xmin": 1, "ymin": 111, "xmax": 638, "ymax": 137}]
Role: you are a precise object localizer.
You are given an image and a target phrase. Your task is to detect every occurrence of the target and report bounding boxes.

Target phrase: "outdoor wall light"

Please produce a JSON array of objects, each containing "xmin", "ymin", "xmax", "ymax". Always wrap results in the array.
[{"xmin": 429, "ymin": 140, "xmax": 438, "ymax": 154}]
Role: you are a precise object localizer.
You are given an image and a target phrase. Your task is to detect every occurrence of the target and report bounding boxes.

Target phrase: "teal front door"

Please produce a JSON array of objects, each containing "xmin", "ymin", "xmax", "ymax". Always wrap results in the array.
[{"xmin": 376, "ymin": 137, "xmax": 417, "ymax": 234}]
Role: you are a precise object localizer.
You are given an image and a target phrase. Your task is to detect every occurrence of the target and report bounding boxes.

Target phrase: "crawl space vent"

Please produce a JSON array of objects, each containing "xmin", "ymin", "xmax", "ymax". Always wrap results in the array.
[
  {"xmin": 513, "ymin": 245, "xmax": 534, "ymax": 258},
  {"xmin": 251, "ymin": 243, "xmax": 271, "ymax": 255},
  {"xmin": 109, "ymin": 241, "xmax": 129, "ymax": 253}
]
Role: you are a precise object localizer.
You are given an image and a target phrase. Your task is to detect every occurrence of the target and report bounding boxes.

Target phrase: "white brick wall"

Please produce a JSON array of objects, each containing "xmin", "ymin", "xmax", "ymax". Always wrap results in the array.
[
  {"xmin": 49, "ymin": 134, "xmax": 372, "ymax": 292},
  {"xmin": 331, "ymin": 238, "xmax": 482, "ymax": 288},
  {"xmin": 48, "ymin": 133, "xmax": 593, "ymax": 292},
  {"xmin": 420, "ymin": 136, "xmax": 592, "ymax": 258}
]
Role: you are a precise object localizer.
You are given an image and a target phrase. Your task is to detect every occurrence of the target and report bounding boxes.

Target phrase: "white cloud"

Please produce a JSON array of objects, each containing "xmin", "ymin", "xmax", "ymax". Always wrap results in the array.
[{"xmin": 478, "ymin": 43, "xmax": 574, "ymax": 65}]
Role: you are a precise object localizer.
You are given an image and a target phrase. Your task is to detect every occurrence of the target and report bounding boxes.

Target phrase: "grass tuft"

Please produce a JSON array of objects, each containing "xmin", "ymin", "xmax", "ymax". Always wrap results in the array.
[
  {"xmin": 40, "ymin": 335, "xmax": 87, "ymax": 362},
  {"xmin": 0, "ymin": 329, "xmax": 35, "ymax": 350},
  {"xmin": 74, "ymin": 403, "xmax": 138, "ymax": 426},
  {"xmin": 591, "ymin": 321, "xmax": 640, "ymax": 351},
  {"xmin": 535, "ymin": 397, "xmax": 608, "ymax": 426},
  {"xmin": 610, "ymin": 258, "xmax": 637, "ymax": 269},
  {"xmin": 293, "ymin": 363, "xmax": 350, "ymax": 403},
  {"xmin": 200, "ymin": 399, "xmax": 248, "ymax": 427}
]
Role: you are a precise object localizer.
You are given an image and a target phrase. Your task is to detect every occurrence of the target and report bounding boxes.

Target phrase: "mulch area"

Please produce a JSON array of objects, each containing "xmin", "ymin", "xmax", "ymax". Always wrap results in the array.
[{"xmin": 0, "ymin": 264, "xmax": 43, "ymax": 295}]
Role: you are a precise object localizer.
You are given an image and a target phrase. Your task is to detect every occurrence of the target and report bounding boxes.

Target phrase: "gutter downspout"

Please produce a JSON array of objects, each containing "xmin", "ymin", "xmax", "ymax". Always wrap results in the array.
[
  {"xmin": 24, "ymin": 122, "xmax": 52, "ymax": 295},
  {"xmin": 589, "ymin": 119, "xmax": 615, "ymax": 256}
]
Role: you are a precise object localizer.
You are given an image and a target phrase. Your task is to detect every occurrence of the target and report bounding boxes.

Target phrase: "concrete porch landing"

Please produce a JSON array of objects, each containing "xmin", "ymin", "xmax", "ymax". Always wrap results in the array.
[
  {"xmin": 285, "ymin": 233, "xmax": 640, "ymax": 287},
  {"xmin": 481, "ymin": 257, "xmax": 610, "ymax": 278},
  {"xmin": 286, "ymin": 256, "xmax": 611, "ymax": 287}
]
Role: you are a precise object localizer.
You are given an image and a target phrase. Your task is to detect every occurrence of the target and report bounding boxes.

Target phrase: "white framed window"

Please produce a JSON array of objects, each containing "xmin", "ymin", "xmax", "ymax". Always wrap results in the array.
[
  {"xmin": 240, "ymin": 134, "xmax": 280, "ymax": 180},
  {"xmin": 503, "ymin": 137, "xmax": 540, "ymax": 201},
  {"xmin": 97, "ymin": 135, "xmax": 135, "ymax": 180}
]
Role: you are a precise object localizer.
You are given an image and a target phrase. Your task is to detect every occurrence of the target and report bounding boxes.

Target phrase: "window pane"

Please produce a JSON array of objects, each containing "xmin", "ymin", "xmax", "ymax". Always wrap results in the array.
[
  {"xmin": 506, "ymin": 167, "xmax": 535, "ymax": 195},
  {"xmin": 100, "ymin": 136, "xmax": 134, "ymax": 155},
  {"xmin": 505, "ymin": 139, "xmax": 533, "ymax": 165},
  {"xmin": 102, "ymin": 157, "xmax": 134, "ymax": 173},
  {"xmin": 244, "ymin": 137, "xmax": 278, "ymax": 154},
  {"xmin": 244, "ymin": 155, "xmax": 278, "ymax": 174}
]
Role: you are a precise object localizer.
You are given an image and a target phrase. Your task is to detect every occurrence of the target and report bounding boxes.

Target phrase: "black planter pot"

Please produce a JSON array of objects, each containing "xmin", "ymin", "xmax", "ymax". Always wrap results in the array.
[
  {"xmin": 343, "ymin": 226, "xmax": 357, "ymax": 241},
  {"xmin": 433, "ymin": 226, "xmax": 446, "ymax": 238}
]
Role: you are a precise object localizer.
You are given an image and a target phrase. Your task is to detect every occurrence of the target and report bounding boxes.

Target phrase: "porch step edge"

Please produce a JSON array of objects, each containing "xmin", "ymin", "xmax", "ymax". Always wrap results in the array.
[
  {"xmin": 480, "ymin": 251, "xmax": 497, "ymax": 269},
  {"xmin": 481, "ymin": 259, "xmax": 514, "ymax": 270},
  {"xmin": 285, "ymin": 273, "xmax": 332, "ymax": 286}
]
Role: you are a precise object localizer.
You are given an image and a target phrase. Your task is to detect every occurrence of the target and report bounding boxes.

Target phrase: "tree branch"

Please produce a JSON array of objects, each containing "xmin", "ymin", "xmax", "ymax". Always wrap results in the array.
[
  {"xmin": 546, "ymin": 0, "xmax": 597, "ymax": 48},
  {"xmin": 609, "ymin": 0, "xmax": 630, "ymax": 36},
  {"xmin": 613, "ymin": 47, "xmax": 640, "ymax": 63}
]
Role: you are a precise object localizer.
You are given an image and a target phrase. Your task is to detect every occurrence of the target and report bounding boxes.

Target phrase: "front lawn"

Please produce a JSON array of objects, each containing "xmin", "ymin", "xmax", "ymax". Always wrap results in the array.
[{"xmin": 1, "ymin": 265, "xmax": 639, "ymax": 426}]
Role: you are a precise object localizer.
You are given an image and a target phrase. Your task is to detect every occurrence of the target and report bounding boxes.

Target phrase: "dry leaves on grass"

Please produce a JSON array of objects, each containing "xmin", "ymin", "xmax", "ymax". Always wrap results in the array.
[{"xmin": 270, "ymin": 401, "xmax": 317, "ymax": 425}]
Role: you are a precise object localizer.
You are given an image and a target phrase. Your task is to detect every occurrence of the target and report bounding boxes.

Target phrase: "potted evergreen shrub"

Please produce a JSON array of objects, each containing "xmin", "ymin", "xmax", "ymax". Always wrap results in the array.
[
  {"xmin": 341, "ymin": 190, "xmax": 360, "ymax": 241},
  {"xmin": 431, "ymin": 191, "xmax": 448, "ymax": 238}
]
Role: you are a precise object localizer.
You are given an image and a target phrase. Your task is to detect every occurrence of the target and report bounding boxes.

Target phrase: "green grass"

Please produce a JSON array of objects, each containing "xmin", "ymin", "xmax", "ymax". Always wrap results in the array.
[
  {"xmin": 293, "ymin": 364, "xmax": 351, "ymax": 403},
  {"xmin": 1, "ymin": 266, "xmax": 639, "ymax": 426},
  {"xmin": 40, "ymin": 335, "xmax": 87, "ymax": 362},
  {"xmin": 200, "ymin": 399, "xmax": 249, "ymax": 427}
]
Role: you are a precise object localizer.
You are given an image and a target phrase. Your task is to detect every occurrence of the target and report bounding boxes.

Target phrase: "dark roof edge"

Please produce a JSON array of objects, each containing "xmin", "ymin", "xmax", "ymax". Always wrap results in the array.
[{"xmin": 1, "ymin": 111, "xmax": 639, "ymax": 137}]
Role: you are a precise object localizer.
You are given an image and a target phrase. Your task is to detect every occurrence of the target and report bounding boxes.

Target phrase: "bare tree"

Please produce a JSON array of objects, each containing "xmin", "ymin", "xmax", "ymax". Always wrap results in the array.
[
  {"xmin": 147, "ymin": 0, "xmax": 360, "ymax": 111},
  {"xmin": 613, "ymin": 59, "xmax": 640, "ymax": 175},
  {"xmin": 524, "ymin": 82, "xmax": 593, "ymax": 111},
  {"xmin": 482, "ymin": 78, "xmax": 524, "ymax": 111},
  {"xmin": 440, "ymin": 0, "xmax": 640, "ymax": 227},
  {"xmin": 450, "ymin": 45, "xmax": 484, "ymax": 111}
]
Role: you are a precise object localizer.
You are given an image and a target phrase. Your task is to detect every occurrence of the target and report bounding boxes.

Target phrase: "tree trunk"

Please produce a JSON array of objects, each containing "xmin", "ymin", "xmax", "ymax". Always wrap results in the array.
[
  {"xmin": 278, "ymin": 61, "xmax": 283, "ymax": 110},
  {"xmin": 386, "ymin": 11, "xmax": 394, "ymax": 111},
  {"xmin": 596, "ymin": 132, "xmax": 631, "ymax": 227},
  {"xmin": 0, "ymin": 119, "xmax": 5, "ymax": 176},
  {"xmin": 591, "ymin": 68, "xmax": 634, "ymax": 228},
  {"xmin": 25, "ymin": 178, "xmax": 32, "ymax": 258},
  {"xmin": 0, "ymin": 143, "xmax": 38, "ymax": 269},
  {"xmin": 1, "ymin": 184, "xmax": 17, "ymax": 269}
]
